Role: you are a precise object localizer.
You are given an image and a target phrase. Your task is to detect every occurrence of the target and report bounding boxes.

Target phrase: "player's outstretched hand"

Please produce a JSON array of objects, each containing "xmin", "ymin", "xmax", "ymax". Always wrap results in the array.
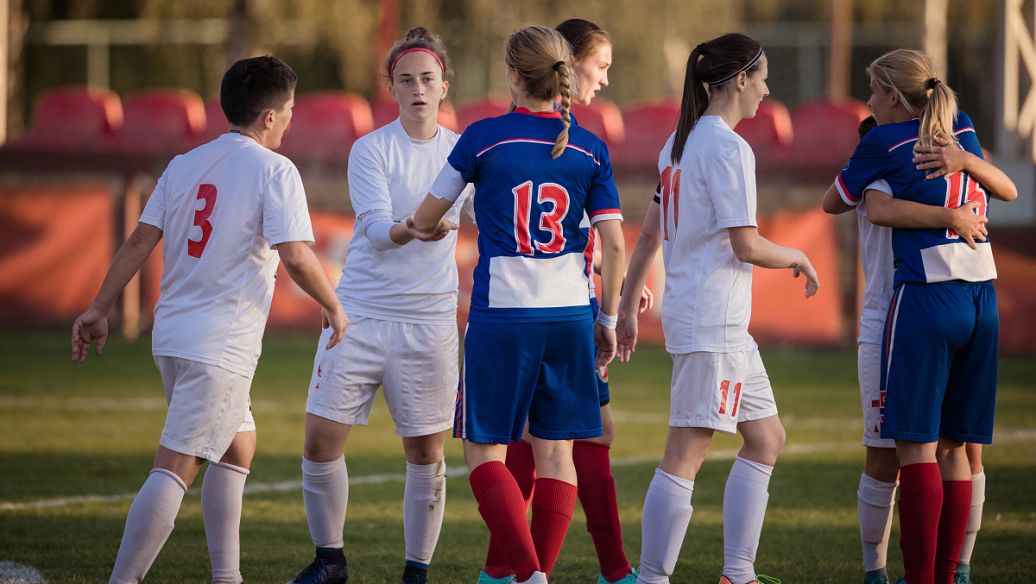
[
  {"xmin": 914, "ymin": 137, "xmax": 968, "ymax": 180},
  {"xmin": 615, "ymin": 312, "xmax": 639, "ymax": 363},
  {"xmin": 638, "ymin": 285, "xmax": 654, "ymax": 314},
  {"xmin": 405, "ymin": 216, "xmax": 458, "ymax": 242},
  {"xmin": 950, "ymin": 200, "xmax": 989, "ymax": 250},
  {"xmin": 322, "ymin": 306, "xmax": 349, "ymax": 349},
  {"xmin": 791, "ymin": 254, "xmax": 820, "ymax": 299},
  {"xmin": 594, "ymin": 323, "xmax": 617, "ymax": 369},
  {"xmin": 71, "ymin": 306, "xmax": 108, "ymax": 363}
]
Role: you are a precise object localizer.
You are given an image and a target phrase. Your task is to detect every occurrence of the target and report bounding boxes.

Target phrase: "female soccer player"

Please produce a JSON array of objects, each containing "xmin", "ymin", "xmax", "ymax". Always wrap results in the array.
[
  {"xmin": 829, "ymin": 49, "xmax": 1016, "ymax": 584},
  {"xmin": 409, "ymin": 25, "xmax": 626, "ymax": 584},
  {"xmin": 288, "ymin": 27, "xmax": 470, "ymax": 584},
  {"xmin": 823, "ymin": 115, "xmax": 1004, "ymax": 584},
  {"xmin": 485, "ymin": 18, "xmax": 645, "ymax": 584},
  {"xmin": 616, "ymin": 33, "xmax": 819, "ymax": 584}
]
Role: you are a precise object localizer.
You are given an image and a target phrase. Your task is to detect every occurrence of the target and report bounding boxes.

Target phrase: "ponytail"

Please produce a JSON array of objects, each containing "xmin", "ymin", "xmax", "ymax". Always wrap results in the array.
[
  {"xmin": 553, "ymin": 60, "xmax": 572, "ymax": 159},
  {"xmin": 867, "ymin": 49, "xmax": 958, "ymax": 148},
  {"xmin": 504, "ymin": 25, "xmax": 575, "ymax": 159},
  {"xmin": 671, "ymin": 45, "xmax": 710, "ymax": 164}
]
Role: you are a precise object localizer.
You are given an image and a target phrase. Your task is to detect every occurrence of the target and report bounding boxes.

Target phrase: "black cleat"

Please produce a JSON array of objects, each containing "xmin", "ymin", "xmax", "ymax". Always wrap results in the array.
[
  {"xmin": 289, "ymin": 548, "xmax": 349, "ymax": 584},
  {"xmin": 401, "ymin": 572, "xmax": 427, "ymax": 584}
]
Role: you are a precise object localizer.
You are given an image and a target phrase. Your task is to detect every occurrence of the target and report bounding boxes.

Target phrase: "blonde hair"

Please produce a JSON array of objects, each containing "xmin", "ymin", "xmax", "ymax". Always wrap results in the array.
[
  {"xmin": 867, "ymin": 49, "xmax": 957, "ymax": 147},
  {"xmin": 505, "ymin": 25, "xmax": 573, "ymax": 159}
]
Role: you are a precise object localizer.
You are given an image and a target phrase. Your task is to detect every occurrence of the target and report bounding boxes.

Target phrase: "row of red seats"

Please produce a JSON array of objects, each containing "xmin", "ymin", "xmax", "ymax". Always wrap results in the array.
[{"xmin": 9, "ymin": 86, "xmax": 870, "ymax": 168}]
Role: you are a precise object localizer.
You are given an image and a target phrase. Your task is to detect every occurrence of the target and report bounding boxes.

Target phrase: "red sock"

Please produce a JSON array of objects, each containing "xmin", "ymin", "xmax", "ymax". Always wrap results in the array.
[
  {"xmin": 573, "ymin": 441, "xmax": 632, "ymax": 582},
  {"xmin": 470, "ymin": 461, "xmax": 540, "ymax": 581},
  {"xmin": 484, "ymin": 441, "xmax": 538, "ymax": 577},
  {"xmin": 935, "ymin": 480, "xmax": 972, "ymax": 583},
  {"xmin": 530, "ymin": 478, "xmax": 578, "ymax": 577},
  {"xmin": 899, "ymin": 463, "xmax": 943, "ymax": 584}
]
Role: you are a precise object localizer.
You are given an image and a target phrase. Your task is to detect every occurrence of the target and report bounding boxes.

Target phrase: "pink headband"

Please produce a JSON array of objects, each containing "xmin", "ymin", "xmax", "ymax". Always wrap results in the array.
[{"xmin": 389, "ymin": 48, "xmax": 445, "ymax": 77}]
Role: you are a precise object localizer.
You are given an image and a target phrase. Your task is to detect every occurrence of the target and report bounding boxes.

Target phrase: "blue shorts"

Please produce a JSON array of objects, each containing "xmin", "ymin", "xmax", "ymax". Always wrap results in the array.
[
  {"xmin": 880, "ymin": 281, "xmax": 998, "ymax": 444},
  {"xmin": 454, "ymin": 319, "xmax": 603, "ymax": 444},
  {"xmin": 590, "ymin": 296, "xmax": 611, "ymax": 406}
]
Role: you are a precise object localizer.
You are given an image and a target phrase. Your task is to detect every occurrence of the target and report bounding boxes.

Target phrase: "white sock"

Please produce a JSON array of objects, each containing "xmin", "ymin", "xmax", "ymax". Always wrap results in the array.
[
  {"xmin": 959, "ymin": 471, "xmax": 986, "ymax": 564},
  {"xmin": 109, "ymin": 469, "xmax": 187, "ymax": 584},
  {"xmin": 301, "ymin": 456, "xmax": 349, "ymax": 549},
  {"xmin": 636, "ymin": 468, "xmax": 695, "ymax": 584},
  {"xmin": 403, "ymin": 460, "xmax": 446, "ymax": 565},
  {"xmin": 722, "ymin": 457, "xmax": 773, "ymax": 584},
  {"xmin": 201, "ymin": 461, "xmax": 250, "ymax": 584},
  {"xmin": 857, "ymin": 472, "xmax": 897, "ymax": 573}
]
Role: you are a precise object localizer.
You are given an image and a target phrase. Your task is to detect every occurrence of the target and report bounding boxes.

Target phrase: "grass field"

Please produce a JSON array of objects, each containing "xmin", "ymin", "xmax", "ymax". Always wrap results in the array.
[{"xmin": 1, "ymin": 331, "xmax": 1034, "ymax": 583}]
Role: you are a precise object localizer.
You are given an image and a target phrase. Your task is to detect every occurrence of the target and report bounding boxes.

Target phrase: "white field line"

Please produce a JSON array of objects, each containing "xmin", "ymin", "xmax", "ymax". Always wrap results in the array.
[{"xmin": 0, "ymin": 560, "xmax": 47, "ymax": 583}]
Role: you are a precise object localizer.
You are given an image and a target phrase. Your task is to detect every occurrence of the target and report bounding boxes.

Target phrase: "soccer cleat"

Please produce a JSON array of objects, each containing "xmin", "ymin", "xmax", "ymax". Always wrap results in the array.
[
  {"xmin": 289, "ymin": 549, "xmax": 349, "ymax": 584},
  {"xmin": 864, "ymin": 568, "xmax": 891, "ymax": 584},
  {"xmin": 954, "ymin": 563, "xmax": 972, "ymax": 584},
  {"xmin": 477, "ymin": 571, "xmax": 515, "ymax": 584},
  {"xmin": 516, "ymin": 572, "xmax": 548, "ymax": 584},
  {"xmin": 719, "ymin": 576, "xmax": 782, "ymax": 584},
  {"xmin": 401, "ymin": 571, "xmax": 428, "ymax": 584},
  {"xmin": 599, "ymin": 567, "xmax": 638, "ymax": 584}
]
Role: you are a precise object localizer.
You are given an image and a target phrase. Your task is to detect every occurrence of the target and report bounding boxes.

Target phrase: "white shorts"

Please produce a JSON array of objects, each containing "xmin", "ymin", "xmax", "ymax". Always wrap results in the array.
[
  {"xmin": 669, "ymin": 345, "xmax": 777, "ymax": 434},
  {"xmin": 306, "ymin": 315, "xmax": 458, "ymax": 437},
  {"xmin": 859, "ymin": 342, "xmax": 896, "ymax": 448},
  {"xmin": 155, "ymin": 356, "xmax": 255, "ymax": 462}
]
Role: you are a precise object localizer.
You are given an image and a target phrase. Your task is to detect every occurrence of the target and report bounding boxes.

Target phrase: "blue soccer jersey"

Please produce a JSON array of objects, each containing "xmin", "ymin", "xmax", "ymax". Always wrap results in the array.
[
  {"xmin": 431, "ymin": 107, "xmax": 622, "ymax": 323},
  {"xmin": 834, "ymin": 112, "xmax": 997, "ymax": 287}
]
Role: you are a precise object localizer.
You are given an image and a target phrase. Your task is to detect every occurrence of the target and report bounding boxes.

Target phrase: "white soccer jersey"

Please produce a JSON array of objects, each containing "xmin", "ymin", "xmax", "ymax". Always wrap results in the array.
[
  {"xmin": 657, "ymin": 116, "xmax": 758, "ymax": 354},
  {"xmin": 857, "ymin": 180, "xmax": 895, "ymax": 345},
  {"xmin": 140, "ymin": 132, "xmax": 314, "ymax": 378},
  {"xmin": 339, "ymin": 120, "xmax": 472, "ymax": 324}
]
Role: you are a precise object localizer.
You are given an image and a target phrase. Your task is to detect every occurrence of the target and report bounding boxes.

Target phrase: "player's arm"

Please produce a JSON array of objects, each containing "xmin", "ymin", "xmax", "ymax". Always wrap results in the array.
[
  {"xmin": 728, "ymin": 226, "xmax": 819, "ymax": 298},
  {"xmin": 616, "ymin": 200, "xmax": 662, "ymax": 362},
  {"xmin": 821, "ymin": 183, "xmax": 855, "ymax": 214},
  {"xmin": 592, "ymin": 229, "xmax": 653, "ymax": 314},
  {"xmin": 594, "ymin": 218, "xmax": 624, "ymax": 368},
  {"xmin": 274, "ymin": 241, "xmax": 347, "ymax": 349},
  {"xmin": 913, "ymin": 140, "xmax": 1018, "ymax": 202},
  {"xmin": 863, "ymin": 191, "xmax": 988, "ymax": 249},
  {"xmin": 72, "ymin": 223, "xmax": 163, "ymax": 363}
]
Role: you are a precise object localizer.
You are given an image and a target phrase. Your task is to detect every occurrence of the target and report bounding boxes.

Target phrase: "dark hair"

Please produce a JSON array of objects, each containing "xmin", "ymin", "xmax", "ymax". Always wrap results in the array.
[
  {"xmin": 385, "ymin": 27, "xmax": 451, "ymax": 81},
  {"xmin": 220, "ymin": 56, "xmax": 297, "ymax": 127},
  {"xmin": 858, "ymin": 116, "xmax": 877, "ymax": 139},
  {"xmin": 555, "ymin": 18, "xmax": 611, "ymax": 61},
  {"xmin": 671, "ymin": 33, "xmax": 763, "ymax": 164}
]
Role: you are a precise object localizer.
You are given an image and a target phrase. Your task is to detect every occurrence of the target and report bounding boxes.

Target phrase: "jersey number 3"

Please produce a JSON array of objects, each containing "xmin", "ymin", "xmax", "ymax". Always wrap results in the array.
[
  {"xmin": 187, "ymin": 184, "xmax": 218, "ymax": 258},
  {"xmin": 513, "ymin": 180, "xmax": 570, "ymax": 254}
]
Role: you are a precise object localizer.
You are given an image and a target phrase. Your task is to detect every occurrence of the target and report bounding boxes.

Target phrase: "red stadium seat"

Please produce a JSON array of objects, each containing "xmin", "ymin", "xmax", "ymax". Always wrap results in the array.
[
  {"xmin": 734, "ymin": 98, "xmax": 793, "ymax": 162},
  {"xmin": 194, "ymin": 99, "xmax": 228, "ymax": 146},
  {"xmin": 456, "ymin": 98, "xmax": 511, "ymax": 131},
  {"xmin": 616, "ymin": 100, "xmax": 680, "ymax": 168},
  {"xmin": 372, "ymin": 98, "xmax": 459, "ymax": 132},
  {"xmin": 114, "ymin": 90, "xmax": 206, "ymax": 155},
  {"xmin": 787, "ymin": 98, "xmax": 871, "ymax": 168},
  {"xmin": 571, "ymin": 97, "xmax": 625, "ymax": 150},
  {"xmin": 278, "ymin": 91, "xmax": 374, "ymax": 162},
  {"xmin": 16, "ymin": 87, "xmax": 123, "ymax": 151}
]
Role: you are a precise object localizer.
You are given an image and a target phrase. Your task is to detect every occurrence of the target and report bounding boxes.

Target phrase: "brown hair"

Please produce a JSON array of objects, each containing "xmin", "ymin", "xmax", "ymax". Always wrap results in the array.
[
  {"xmin": 867, "ymin": 49, "xmax": 957, "ymax": 147},
  {"xmin": 505, "ymin": 25, "xmax": 573, "ymax": 159},
  {"xmin": 555, "ymin": 18, "xmax": 611, "ymax": 61},
  {"xmin": 384, "ymin": 26, "xmax": 451, "ymax": 82},
  {"xmin": 220, "ymin": 56, "xmax": 297, "ymax": 127},
  {"xmin": 671, "ymin": 33, "xmax": 763, "ymax": 164}
]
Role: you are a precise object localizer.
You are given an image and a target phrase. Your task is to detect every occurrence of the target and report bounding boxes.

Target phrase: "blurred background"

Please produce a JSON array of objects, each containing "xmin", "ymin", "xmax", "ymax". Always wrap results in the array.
[{"xmin": 0, "ymin": 0, "xmax": 1033, "ymax": 353}]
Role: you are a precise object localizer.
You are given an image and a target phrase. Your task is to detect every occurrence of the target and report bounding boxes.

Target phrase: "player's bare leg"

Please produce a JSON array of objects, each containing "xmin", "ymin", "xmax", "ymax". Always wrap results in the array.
[
  {"xmin": 637, "ymin": 427, "xmax": 711, "ymax": 584},
  {"xmin": 955, "ymin": 443, "xmax": 984, "ymax": 583},
  {"xmin": 201, "ymin": 431, "xmax": 255, "ymax": 584},
  {"xmin": 290, "ymin": 414, "xmax": 352, "ymax": 584},
  {"xmin": 400, "ymin": 432, "xmax": 448, "ymax": 583},
  {"xmin": 859, "ymin": 446, "xmax": 899, "ymax": 583}
]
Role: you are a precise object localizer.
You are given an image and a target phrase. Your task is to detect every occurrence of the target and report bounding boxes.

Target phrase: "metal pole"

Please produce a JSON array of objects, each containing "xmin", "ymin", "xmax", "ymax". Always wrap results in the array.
[{"xmin": 828, "ymin": 0, "xmax": 853, "ymax": 100}]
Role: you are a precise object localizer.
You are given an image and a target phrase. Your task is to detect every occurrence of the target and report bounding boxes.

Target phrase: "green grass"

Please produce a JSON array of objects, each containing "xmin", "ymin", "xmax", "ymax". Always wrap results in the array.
[{"xmin": 1, "ymin": 332, "xmax": 1034, "ymax": 583}]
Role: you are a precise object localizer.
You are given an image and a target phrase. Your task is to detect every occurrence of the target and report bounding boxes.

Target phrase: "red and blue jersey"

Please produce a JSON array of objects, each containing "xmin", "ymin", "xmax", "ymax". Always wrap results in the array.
[
  {"xmin": 445, "ymin": 107, "xmax": 622, "ymax": 323},
  {"xmin": 835, "ymin": 111, "xmax": 997, "ymax": 287}
]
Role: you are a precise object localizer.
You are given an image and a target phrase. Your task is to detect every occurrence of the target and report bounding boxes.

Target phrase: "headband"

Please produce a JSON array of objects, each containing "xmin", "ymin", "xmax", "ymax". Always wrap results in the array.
[
  {"xmin": 708, "ymin": 47, "xmax": 764, "ymax": 87},
  {"xmin": 389, "ymin": 47, "xmax": 445, "ymax": 77}
]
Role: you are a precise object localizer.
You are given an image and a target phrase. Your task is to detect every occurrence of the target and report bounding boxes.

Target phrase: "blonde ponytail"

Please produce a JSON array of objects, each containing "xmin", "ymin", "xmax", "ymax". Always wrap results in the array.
[
  {"xmin": 867, "ymin": 49, "xmax": 958, "ymax": 147},
  {"xmin": 553, "ymin": 60, "xmax": 572, "ymax": 158},
  {"xmin": 505, "ymin": 25, "xmax": 574, "ymax": 159}
]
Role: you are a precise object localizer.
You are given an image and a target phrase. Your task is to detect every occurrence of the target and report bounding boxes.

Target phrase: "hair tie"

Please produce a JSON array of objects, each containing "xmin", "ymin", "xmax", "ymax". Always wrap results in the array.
[
  {"xmin": 389, "ymin": 47, "xmax": 445, "ymax": 77},
  {"xmin": 926, "ymin": 77, "xmax": 941, "ymax": 90},
  {"xmin": 552, "ymin": 60, "xmax": 565, "ymax": 72},
  {"xmin": 696, "ymin": 43, "xmax": 709, "ymax": 55}
]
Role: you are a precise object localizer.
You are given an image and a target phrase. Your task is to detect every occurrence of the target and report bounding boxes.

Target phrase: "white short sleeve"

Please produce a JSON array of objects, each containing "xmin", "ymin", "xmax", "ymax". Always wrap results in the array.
[
  {"xmin": 429, "ymin": 164, "xmax": 467, "ymax": 202},
  {"xmin": 707, "ymin": 143, "xmax": 758, "ymax": 229},
  {"xmin": 865, "ymin": 179, "xmax": 892, "ymax": 195},
  {"xmin": 139, "ymin": 166, "xmax": 170, "ymax": 229},
  {"xmin": 262, "ymin": 163, "xmax": 314, "ymax": 246}
]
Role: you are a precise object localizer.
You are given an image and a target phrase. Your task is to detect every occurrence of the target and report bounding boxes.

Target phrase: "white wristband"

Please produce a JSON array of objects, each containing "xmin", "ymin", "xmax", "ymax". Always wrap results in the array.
[{"xmin": 596, "ymin": 311, "xmax": 617, "ymax": 329}]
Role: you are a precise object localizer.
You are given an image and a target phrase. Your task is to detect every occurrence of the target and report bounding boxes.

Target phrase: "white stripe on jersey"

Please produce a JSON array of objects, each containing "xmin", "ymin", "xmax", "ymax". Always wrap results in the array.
[
  {"xmin": 487, "ymin": 254, "xmax": 591, "ymax": 309},
  {"xmin": 885, "ymin": 286, "xmax": 905, "ymax": 385}
]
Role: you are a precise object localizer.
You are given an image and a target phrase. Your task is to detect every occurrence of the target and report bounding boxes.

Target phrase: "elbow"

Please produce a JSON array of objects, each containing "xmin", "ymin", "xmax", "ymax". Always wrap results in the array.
[
  {"xmin": 731, "ymin": 240, "xmax": 755, "ymax": 263},
  {"xmin": 822, "ymin": 198, "xmax": 842, "ymax": 215},
  {"xmin": 1000, "ymin": 187, "xmax": 1019, "ymax": 202}
]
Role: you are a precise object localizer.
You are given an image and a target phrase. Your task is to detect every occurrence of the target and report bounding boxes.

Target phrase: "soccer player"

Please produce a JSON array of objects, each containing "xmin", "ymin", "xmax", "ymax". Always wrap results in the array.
[
  {"xmin": 483, "ymin": 18, "xmax": 647, "ymax": 584},
  {"xmin": 616, "ymin": 33, "xmax": 820, "ymax": 584},
  {"xmin": 70, "ymin": 56, "xmax": 348, "ymax": 584},
  {"xmin": 408, "ymin": 25, "xmax": 626, "ymax": 584},
  {"xmin": 823, "ymin": 116, "xmax": 995, "ymax": 584},
  {"xmin": 829, "ymin": 49, "xmax": 1016, "ymax": 584},
  {"xmin": 287, "ymin": 27, "xmax": 470, "ymax": 584}
]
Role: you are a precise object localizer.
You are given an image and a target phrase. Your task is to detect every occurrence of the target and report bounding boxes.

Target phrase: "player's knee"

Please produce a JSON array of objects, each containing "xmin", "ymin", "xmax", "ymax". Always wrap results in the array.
[{"xmin": 402, "ymin": 437, "xmax": 445, "ymax": 465}]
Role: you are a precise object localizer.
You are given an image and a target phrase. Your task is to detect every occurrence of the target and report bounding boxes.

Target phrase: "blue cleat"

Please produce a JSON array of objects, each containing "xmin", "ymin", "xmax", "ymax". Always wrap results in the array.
[
  {"xmin": 477, "ymin": 571, "xmax": 515, "ymax": 584},
  {"xmin": 289, "ymin": 548, "xmax": 349, "ymax": 584},
  {"xmin": 955, "ymin": 563, "xmax": 972, "ymax": 584},
  {"xmin": 598, "ymin": 567, "xmax": 638, "ymax": 584}
]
